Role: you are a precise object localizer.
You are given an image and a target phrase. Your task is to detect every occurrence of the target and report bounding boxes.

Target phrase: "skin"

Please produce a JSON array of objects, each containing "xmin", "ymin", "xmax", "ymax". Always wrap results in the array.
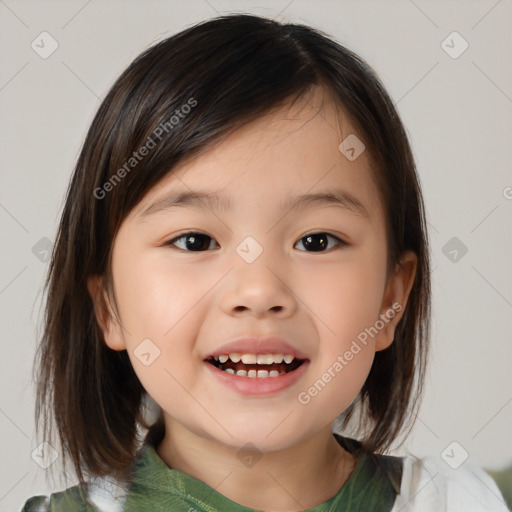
[{"xmin": 88, "ymin": 86, "xmax": 417, "ymax": 511}]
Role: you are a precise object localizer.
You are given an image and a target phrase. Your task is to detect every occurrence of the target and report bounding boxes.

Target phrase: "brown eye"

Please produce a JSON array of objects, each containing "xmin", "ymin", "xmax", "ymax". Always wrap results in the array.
[
  {"xmin": 294, "ymin": 232, "xmax": 345, "ymax": 252},
  {"xmin": 167, "ymin": 232, "xmax": 218, "ymax": 251}
]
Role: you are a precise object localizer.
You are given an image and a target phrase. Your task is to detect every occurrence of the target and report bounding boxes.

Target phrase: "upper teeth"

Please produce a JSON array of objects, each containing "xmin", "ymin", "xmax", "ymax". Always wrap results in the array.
[{"xmin": 215, "ymin": 353, "xmax": 295, "ymax": 364}]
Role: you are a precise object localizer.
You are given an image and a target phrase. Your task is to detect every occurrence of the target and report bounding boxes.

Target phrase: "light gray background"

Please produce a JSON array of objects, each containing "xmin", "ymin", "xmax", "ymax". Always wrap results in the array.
[{"xmin": 1, "ymin": 0, "xmax": 511, "ymax": 510}]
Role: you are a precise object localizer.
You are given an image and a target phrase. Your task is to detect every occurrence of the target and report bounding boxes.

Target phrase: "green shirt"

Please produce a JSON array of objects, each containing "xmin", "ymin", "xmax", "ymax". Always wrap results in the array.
[{"xmin": 21, "ymin": 434, "xmax": 402, "ymax": 511}]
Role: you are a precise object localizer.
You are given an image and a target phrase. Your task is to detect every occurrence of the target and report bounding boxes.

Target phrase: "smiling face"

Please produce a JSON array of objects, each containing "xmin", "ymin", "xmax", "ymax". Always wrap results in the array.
[{"xmin": 88, "ymin": 87, "xmax": 417, "ymax": 454}]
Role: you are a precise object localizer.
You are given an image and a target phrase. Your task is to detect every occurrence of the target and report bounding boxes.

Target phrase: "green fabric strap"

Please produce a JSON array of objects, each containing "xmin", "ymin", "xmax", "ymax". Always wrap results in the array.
[{"xmin": 21, "ymin": 485, "xmax": 98, "ymax": 512}]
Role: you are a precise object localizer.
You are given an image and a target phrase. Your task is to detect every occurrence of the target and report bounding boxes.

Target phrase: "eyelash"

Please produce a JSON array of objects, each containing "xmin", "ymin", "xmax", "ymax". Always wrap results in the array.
[{"xmin": 165, "ymin": 231, "xmax": 347, "ymax": 253}]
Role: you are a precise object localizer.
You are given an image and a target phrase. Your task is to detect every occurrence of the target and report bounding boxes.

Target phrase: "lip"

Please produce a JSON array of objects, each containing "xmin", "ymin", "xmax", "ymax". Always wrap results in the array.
[
  {"xmin": 204, "ymin": 336, "xmax": 309, "ymax": 360},
  {"xmin": 204, "ymin": 359, "xmax": 309, "ymax": 396}
]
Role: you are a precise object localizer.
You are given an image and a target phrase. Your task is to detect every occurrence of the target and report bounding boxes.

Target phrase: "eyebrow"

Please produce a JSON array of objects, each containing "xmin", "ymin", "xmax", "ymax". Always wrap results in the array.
[{"xmin": 139, "ymin": 188, "xmax": 370, "ymax": 219}]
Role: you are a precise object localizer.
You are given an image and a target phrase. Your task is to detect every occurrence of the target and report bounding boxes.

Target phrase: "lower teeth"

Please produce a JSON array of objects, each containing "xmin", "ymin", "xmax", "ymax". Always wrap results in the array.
[{"xmin": 223, "ymin": 368, "xmax": 285, "ymax": 378}]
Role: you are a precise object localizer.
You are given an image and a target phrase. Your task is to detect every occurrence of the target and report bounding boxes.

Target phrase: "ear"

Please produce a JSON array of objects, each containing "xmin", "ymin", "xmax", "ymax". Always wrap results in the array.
[
  {"xmin": 374, "ymin": 250, "xmax": 418, "ymax": 351},
  {"xmin": 87, "ymin": 275, "xmax": 126, "ymax": 351}
]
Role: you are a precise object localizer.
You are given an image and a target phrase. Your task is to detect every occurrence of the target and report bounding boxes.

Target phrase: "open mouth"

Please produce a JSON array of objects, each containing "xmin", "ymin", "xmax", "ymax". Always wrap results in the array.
[{"xmin": 205, "ymin": 353, "xmax": 307, "ymax": 378}]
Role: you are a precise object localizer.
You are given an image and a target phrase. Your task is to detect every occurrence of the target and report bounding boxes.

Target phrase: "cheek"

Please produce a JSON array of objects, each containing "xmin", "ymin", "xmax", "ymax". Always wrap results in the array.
[
  {"xmin": 111, "ymin": 250, "xmax": 210, "ymax": 375},
  {"xmin": 297, "ymin": 348, "xmax": 375, "ymax": 423},
  {"xmin": 296, "ymin": 245, "xmax": 385, "ymax": 412},
  {"xmin": 113, "ymin": 251, "xmax": 199, "ymax": 337},
  {"xmin": 302, "ymin": 251, "xmax": 386, "ymax": 340},
  {"xmin": 111, "ymin": 252, "xmax": 204, "ymax": 404}
]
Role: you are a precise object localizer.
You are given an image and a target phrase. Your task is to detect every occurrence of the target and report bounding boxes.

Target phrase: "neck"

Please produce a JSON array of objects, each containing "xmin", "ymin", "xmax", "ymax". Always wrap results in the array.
[{"xmin": 156, "ymin": 420, "xmax": 356, "ymax": 511}]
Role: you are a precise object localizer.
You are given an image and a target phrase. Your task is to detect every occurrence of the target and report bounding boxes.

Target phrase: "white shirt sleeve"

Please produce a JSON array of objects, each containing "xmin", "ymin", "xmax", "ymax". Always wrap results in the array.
[{"xmin": 390, "ymin": 455, "xmax": 509, "ymax": 512}]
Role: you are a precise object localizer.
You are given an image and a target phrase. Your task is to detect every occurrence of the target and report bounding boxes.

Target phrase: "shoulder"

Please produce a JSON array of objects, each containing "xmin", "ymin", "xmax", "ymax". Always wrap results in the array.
[
  {"xmin": 20, "ymin": 495, "xmax": 50, "ymax": 512},
  {"xmin": 21, "ymin": 485, "xmax": 88, "ymax": 511},
  {"xmin": 391, "ymin": 454, "xmax": 509, "ymax": 512},
  {"xmin": 20, "ymin": 477, "xmax": 129, "ymax": 512}
]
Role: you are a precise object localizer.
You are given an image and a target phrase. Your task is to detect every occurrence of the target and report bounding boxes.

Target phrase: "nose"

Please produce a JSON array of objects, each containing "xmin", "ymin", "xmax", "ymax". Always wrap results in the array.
[{"xmin": 220, "ymin": 252, "xmax": 297, "ymax": 318}]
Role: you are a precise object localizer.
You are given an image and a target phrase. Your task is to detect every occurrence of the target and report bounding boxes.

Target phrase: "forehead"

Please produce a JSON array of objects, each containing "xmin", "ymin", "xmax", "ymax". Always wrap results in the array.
[{"xmin": 131, "ymin": 88, "xmax": 385, "ymax": 224}]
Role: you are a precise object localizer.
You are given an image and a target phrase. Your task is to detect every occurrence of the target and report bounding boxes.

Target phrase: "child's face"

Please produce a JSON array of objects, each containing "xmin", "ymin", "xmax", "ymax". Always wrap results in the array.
[{"xmin": 91, "ymin": 87, "xmax": 416, "ymax": 452}]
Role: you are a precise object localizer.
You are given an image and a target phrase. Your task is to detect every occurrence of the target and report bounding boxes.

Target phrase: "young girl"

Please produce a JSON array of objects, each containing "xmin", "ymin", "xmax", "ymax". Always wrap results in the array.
[{"xmin": 22, "ymin": 13, "xmax": 507, "ymax": 512}]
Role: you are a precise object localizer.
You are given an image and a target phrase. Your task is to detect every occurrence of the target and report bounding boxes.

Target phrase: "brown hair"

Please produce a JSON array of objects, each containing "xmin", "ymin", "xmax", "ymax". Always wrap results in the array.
[{"xmin": 33, "ymin": 13, "xmax": 431, "ymax": 488}]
